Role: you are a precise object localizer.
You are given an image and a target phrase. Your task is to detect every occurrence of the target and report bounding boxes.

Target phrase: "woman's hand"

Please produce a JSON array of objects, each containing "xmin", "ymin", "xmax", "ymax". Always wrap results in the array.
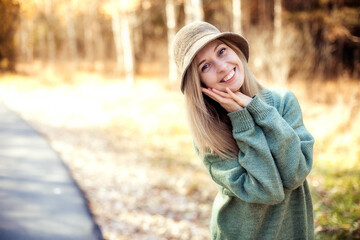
[{"xmin": 201, "ymin": 87, "xmax": 253, "ymax": 113}]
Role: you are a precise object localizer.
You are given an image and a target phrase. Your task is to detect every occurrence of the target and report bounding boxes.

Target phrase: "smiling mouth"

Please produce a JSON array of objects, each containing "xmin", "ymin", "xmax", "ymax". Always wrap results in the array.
[{"xmin": 221, "ymin": 68, "xmax": 235, "ymax": 82}]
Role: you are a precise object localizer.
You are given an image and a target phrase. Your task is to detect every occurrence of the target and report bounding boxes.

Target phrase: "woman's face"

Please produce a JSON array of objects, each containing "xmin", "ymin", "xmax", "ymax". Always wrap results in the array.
[{"xmin": 195, "ymin": 40, "xmax": 244, "ymax": 92}]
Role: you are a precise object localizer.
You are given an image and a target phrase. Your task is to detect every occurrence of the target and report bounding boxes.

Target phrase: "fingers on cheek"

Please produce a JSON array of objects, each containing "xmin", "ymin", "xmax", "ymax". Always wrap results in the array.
[
  {"xmin": 226, "ymin": 88, "xmax": 235, "ymax": 97},
  {"xmin": 202, "ymin": 89, "xmax": 213, "ymax": 97},
  {"xmin": 202, "ymin": 89, "xmax": 228, "ymax": 104},
  {"xmin": 204, "ymin": 92, "xmax": 219, "ymax": 101}
]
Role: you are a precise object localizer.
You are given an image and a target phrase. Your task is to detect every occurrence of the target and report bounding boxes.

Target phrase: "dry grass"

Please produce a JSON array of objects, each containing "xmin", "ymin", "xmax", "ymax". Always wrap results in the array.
[{"xmin": 0, "ymin": 66, "xmax": 359, "ymax": 239}]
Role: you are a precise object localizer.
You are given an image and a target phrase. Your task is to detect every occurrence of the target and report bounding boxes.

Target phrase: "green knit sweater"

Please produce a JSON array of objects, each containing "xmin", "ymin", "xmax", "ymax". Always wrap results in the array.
[{"xmin": 201, "ymin": 89, "xmax": 315, "ymax": 240}]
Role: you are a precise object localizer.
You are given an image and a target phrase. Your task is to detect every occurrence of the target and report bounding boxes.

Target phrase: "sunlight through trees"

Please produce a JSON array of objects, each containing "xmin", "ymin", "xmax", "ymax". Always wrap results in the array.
[{"xmin": 1, "ymin": 0, "xmax": 358, "ymax": 80}]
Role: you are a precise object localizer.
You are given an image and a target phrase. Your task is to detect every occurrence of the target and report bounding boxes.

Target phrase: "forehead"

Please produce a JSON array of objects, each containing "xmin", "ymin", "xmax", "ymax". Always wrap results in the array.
[{"xmin": 195, "ymin": 39, "xmax": 223, "ymax": 63}]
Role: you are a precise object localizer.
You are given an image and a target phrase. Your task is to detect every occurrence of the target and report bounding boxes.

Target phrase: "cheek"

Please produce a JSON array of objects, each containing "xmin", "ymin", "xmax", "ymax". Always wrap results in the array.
[
  {"xmin": 202, "ymin": 70, "xmax": 218, "ymax": 85},
  {"xmin": 199, "ymin": 73, "xmax": 211, "ymax": 87}
]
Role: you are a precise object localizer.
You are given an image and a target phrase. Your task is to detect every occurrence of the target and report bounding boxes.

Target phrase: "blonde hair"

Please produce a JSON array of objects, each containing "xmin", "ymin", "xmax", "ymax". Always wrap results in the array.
[{"xmin": 184, "ymin": 38, "xmax": 263, "ymax": 159}]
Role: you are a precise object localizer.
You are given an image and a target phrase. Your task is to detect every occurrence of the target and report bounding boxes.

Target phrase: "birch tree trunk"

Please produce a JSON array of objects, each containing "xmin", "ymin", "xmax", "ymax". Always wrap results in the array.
[
  {"xmin": 84, "ymin": 2, "xmax": 104, "ymax": 68},
  {"xmin": 46, "ymin": 27, "xmax": 56, "ymax": 63},
  {"xmin": 120, "ymin": 14, "xmax": 134, "ymax": 85},
  {"xmin": 45, "ymin": 0, "xmax": 56, "ymax": 63},
  {"xmin": 232, "ymin": 0, "xmax": 242, "ymax": 33},
  {"xmin": 93, "ymin": 4, "xmax": 104, "ymax": 66},
  {"xmin": 38, "ymin": 24, "xmax": 47, "ymax": 62},
  {"xmin": 111, "ymin": 0, "xmax": 134, "ymax": 85},
  {"xmin": 274, "ymin": 0, "xmax": 282, "ymax": 47},
  {"xmin": 273, "ymin": 0, "xmax": 287, "ymax": 84},
  {"xmin": 111, "ymin": 2, "xmax": 123, "ymax": 73},
  {"xmin": 18, "ymin": 16, "xmax": 33, "ymax": 62},
  {"xmin": 185, "ymin": 0, "xmax": 204, "ymax": 24},
  {"xmin": 84, "ymin": 14, "xmax": 94, "ymax": 65},
  {"xmin": 28, "ymin": 20, "xmax": 34, "ymax": 62},
  {"xmin": 66, "ymin": 7, "xmax": 78, "ymax": 65},
  {"xmin": 18, "ymin": 16, "xmax": 25, "ymax": 62},
  {"xmin": 166, "ymin": 0, "xmax": 177, "ymax": 82}
]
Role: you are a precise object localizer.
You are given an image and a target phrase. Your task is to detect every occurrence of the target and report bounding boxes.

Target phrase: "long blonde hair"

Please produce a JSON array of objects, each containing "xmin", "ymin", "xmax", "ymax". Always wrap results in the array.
[{"xmin": 184, "ymin": 38, "xmax": 263, "ymax": 159}]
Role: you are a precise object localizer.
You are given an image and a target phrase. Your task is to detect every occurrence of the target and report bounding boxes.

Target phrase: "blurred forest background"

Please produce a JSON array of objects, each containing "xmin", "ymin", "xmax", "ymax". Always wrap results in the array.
[{"xmin": 0, "ymin": 0, "xmax": 359, "ymax": 239}]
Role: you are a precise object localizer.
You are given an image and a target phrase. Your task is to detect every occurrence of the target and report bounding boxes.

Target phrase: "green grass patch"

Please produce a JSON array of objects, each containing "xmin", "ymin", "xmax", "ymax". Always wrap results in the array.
[{"xmin": 311, "ymin": 166, "xmax": 360, "ymax": 240}]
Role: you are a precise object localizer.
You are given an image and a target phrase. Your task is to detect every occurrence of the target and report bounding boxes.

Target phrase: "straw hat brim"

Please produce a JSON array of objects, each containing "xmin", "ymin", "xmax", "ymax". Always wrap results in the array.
[{"xmin": 180, "ymin": 32, "xmax": 249, "ymax": 93}]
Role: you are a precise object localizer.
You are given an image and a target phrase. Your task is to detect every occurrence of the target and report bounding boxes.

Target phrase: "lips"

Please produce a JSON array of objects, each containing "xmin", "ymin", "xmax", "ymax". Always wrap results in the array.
[{"xmin": 221, "ymin": 68, "xmax": 236, "ymax": 82}]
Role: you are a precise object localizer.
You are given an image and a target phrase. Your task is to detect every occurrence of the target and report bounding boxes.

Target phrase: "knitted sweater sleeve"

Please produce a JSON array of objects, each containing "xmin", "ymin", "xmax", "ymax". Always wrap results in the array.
[
  {"xmin": 246, "ymin": 91, "xmax": 314, "ymax": 190},
  {"xmin": 203, "ymin": 108, "xmax": 285, "ymax": 205}
]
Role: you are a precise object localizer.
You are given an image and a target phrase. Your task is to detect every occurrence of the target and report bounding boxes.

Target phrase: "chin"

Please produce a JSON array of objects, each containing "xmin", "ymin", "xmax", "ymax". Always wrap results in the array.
[{"xmin": 229, "ymin": 81, "xmax": 244, "ymax": 92}]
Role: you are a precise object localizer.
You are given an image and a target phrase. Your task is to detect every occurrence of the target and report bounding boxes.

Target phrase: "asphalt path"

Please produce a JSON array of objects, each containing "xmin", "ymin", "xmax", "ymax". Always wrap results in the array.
[{"xmin": 0, "ymin": 103, "xmax": 103, "ymax": 240}]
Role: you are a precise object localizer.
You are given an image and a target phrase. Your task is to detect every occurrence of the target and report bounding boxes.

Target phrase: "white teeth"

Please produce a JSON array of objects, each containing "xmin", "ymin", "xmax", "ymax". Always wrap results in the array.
[{"xmin": 223, "ymin": 69, "xmax": 235, "ymax": 82}]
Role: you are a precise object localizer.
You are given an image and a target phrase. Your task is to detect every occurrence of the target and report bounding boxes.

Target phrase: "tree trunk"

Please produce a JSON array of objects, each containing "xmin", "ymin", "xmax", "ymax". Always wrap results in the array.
[
  {"xmin": 45, "ymin": 0, "xmax": 55, "ymax": 63},
  {"xmin": 94, "ymin": 18, "xmax": 105, "ymax": 63},
  {"xmin": 84, "ymin": 17, "xmax": 94, "ymax": 64},
  {"xmin": 232, "ymin": 0, "xmax": 242, "ymax": 33},
  {"xmin": 166, "ymin": 0, "xmax": 177, "ymax": 82},
  {"xmin": 111, "ymin": 2, "xmax": 124, "ymax": 72},
  {"xmin": 18, "ymin": 16, "xmax": 33, "ymax": 62},
  {"xmin": 111, "ymin": 0, "xmax": 135, "ymax": 84},
  {"xmin": 28, "ymin": 20, "xmax": 34, "ymax": 62},
  {"xmin": 241, "ymin": 0, "xmax": 251, "ymax": 32},
  {"xmin": 66, "ymin": 7, "xmax": 78, "ymax": 66},
  {"xmin": 93, "ymin": 5, "xmax": 105, "ymax": 70},
  {"xmin": 84, "ymin": 2, "xmax": 104, "ymax": 68},
  {"xmin": 120, "ymin": 14, "xmax": 134, "ymax": 85},
  {"xmin": 185, "ymin": 0, "xmax": 204, "ymax": 24},
  {"xmin": 273, "ymin": 0, "xmax": 287, "ymax": 84},
  {"xmin": 38, "ymin": 24, "xmax": 47, "ymax": 62},
  {"xmin": 260, "ymin": 0, "xmax": 273, "ymax": 29},
  {"xmin": 274, "ymin": 0, "xmax": 282, "ymax": 46},
  {"xmin": 46, "ymin": 29, "xmax": 56, "ymax": 63},
  {"xmin": 83, "ymin": 15, "xmax": 94, "ymax": 68}
]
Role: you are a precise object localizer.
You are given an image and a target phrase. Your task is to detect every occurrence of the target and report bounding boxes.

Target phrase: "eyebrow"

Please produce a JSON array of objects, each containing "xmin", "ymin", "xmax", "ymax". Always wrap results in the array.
[{"xmin": 197, "ymin": 42, "xmax": 223, "ymax": 68}]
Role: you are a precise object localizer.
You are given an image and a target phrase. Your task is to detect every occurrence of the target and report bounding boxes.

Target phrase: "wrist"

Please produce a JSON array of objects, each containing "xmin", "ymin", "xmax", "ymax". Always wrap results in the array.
[
  {"xmin": 241, "ymin": 95, "xmax": 253, "ymax": 108},
  {"xmin": 227, "ymin": 105, "xmax": 243, "ymax": 113}
]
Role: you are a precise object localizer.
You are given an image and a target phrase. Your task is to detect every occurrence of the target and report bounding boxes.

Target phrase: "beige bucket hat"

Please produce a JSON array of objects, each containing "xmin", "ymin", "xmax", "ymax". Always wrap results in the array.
[{"xmin": 172, "ymin": 21, "xmax": 249, "ymax": 93}]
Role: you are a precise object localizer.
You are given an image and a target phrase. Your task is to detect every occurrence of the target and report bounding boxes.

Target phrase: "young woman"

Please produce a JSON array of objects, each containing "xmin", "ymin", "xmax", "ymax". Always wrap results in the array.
[{"xmin": 172, "ymin": 21, "xmax": 315, "ymax": 239}]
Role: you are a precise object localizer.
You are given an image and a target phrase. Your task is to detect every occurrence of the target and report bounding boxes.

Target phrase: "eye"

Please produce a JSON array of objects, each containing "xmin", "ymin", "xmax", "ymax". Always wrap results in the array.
[
  {"xmin": 201, "ymin": 64, "xmax": 209, "ymax": 72},
  {"xmin": 219, "ymin": 47, "xmax": 226, "ymax": 55}
]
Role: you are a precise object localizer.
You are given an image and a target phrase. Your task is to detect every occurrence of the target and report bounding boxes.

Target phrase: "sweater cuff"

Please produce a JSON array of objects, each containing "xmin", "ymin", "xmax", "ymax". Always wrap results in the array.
[
  {"xmin": 227, "ymin": 108, "xmax": 254, "ymax": 132},
  {"xmin": 246, "ymin": 94, "xmax": 272, "ymax": 120}
]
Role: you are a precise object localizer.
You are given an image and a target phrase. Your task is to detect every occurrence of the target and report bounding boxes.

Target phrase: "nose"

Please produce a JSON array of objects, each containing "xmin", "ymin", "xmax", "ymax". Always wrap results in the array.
[{"xmin": 215, "ymin": 59, "xmax": 227, "ymax": 73}]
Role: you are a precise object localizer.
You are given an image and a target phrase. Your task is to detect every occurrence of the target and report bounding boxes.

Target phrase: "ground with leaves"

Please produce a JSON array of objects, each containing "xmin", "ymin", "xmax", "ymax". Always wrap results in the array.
[{"xmin": 0, "ymin": 67, "xmax": 359, "ymax": 239}]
